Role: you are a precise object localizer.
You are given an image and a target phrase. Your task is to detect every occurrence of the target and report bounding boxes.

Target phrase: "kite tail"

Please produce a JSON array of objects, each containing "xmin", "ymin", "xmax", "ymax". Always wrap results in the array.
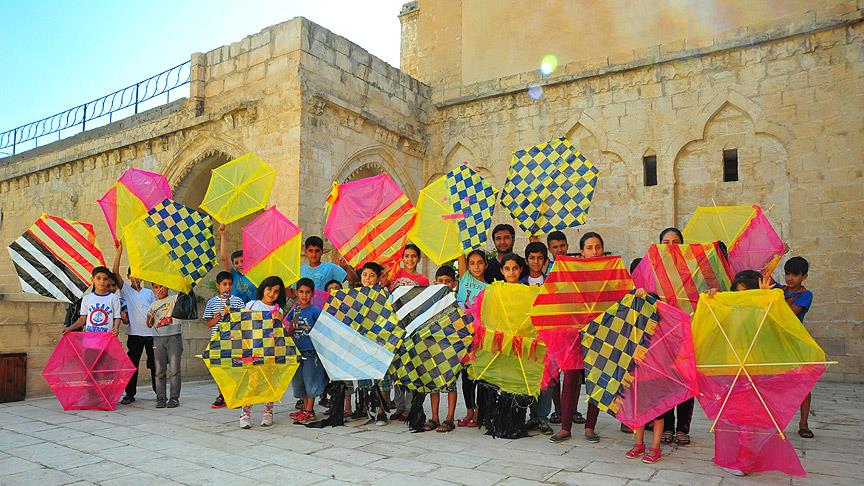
[
  {"xmin": 305, "ymin": 381, "xmax": 346, "ymax": 428},
  {"xmin": 407, "ymin": 392, "xmax": 427, "ymax": 433},
  {"xmin": 476, "ymin": 381, "xmax": 496, "ymax": 432},
  {"xmin": 476, "ymin": 382, "xmax": 529, "ymax": 439}
]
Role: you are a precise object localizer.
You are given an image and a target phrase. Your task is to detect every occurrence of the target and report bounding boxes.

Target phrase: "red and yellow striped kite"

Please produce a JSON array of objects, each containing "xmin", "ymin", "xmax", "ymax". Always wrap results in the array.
[
  {"xmin": 530, "ymin": 255, "xmax": 634, "ymax": 370},
  {"xmin": 631, "ymin": 242, "xmax": 733, "ymax": 314}
]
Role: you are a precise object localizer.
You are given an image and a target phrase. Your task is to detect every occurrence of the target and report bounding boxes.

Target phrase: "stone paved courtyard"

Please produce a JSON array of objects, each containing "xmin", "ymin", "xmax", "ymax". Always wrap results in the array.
[{"xmin": 0, "ymin": 380, "xmax": 862, "ymax": 485}]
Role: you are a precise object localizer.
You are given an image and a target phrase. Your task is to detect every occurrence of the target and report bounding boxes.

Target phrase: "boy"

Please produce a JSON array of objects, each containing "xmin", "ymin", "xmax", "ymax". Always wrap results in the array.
[
  {"xmin": 63, "ymin": 266, "xmax": 122, "ymax": 336},
  {"xmin": 146, "ymin": 284, "xmax": 182, "ymax": 408},
  {"xmin": 424, "ymin": 266, "xmax": 459, "ymax": 432},
  {"xmin": 301, "ymin": 236, "xmax": 357, "ymax": 290},
  {"xmin": 352, "ymin": 262, "xmax": 390, "ymax": 425},
  {"xmin": 112, "ymin": 242, "xmax": 156, "ymax": 405},
  {"xmin": 778, "ymin": 257, "xmax": 815, "ymax": 438},
  {"xmin": 522, "ymin": 242, "xmax": 549, "ymax": 286},
  {"xmin": 288, "ymin": 278, "xmax": 326, "ymax": 423},
  {"xmin": 547, "ymin": 231, "xmax": 575, "ymax": 260},
  {"xmin": 218, "ymin": 224, "xmax": 257, "ymax": 303},
  {"xmin": 522, "ymin": 243, "xmax": 554, "ymax": 434},
  {"xmin": 202, "ymin": 271, "xmax": 245, "ymax": 408}
]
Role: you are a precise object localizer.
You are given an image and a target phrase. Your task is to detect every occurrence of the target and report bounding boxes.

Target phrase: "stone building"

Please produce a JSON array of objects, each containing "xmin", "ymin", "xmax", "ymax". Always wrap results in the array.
[{"xmin": 0, "ymin": 0, "xmax": 862, "ymax": 396}]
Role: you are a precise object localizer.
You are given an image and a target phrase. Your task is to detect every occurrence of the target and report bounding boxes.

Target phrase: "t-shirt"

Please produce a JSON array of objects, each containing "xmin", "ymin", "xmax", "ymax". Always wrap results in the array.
[
  {"xmin": 286, "ymin": 305, "xmax": 322, "ymax": 354},
  {"xmin": 120, "ymin": 285, "xmax": 156, "ymax": 336},
  {"xmin": 390, "ymin": 269, "xmax": 430, "ymax": 289},
  {"xmin": 782, "ymin": 286, "xmax": 813, "ymax": 322},
  {"xmin": 203, "ymin": 294, "xmax": 246, "ymax": 337},
  {"xmin": 484, "ymin": 257, "xmax": 505, "ymax": 283},
  {"xmin": 231, "ymin": 268, "xmax": 257, "ymax": 304},
  {"xmin": 245, "ymin": 300, "xmax": 283, "ymax": 315},
  {"xmin": 149, "ymin": 295, "xmax": 181, "ymax": 337},
  {"xmin": 80, "ymin": 292, "xmax": 122, "ymax": 333},
  {"xmin": 457, "ymin": 273, "xmax": 488, "ymax": 309},
  {"xmin": 525, "ymin": 274, "xmax": 545, "ymax": 286},
  {"xmin": 301, "ymin": 262, "xmax": 347, "ymax": 291}
]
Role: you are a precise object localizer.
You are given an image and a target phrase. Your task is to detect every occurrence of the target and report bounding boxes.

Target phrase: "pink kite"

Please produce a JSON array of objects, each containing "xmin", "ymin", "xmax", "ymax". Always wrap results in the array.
[
  {"xmin": 615, "ymin": 299, "xmax": 699, "ymax": 429},
  {"xmin": 323, "ymin": 174, "xmax": 417, "ymax": 277},
  {"xmin": 242, "ymin": 207, "xmax": 302, "ymax": 287},
  {"xmin": 43, "ymin": 333, "xmax": 137, "ymax": 411},
  {"xmin": 98, "ymin": 168, "xmax": 172, "ymax": 244}
]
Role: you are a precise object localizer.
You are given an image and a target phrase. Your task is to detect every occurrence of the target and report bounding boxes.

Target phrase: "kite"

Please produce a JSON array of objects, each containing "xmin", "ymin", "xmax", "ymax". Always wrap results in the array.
[
  {"xmin": 500, "ymin": 137, "xmax": 599, "ymax": 236},
  {"xmin": 309, "ymin": 285, "xmax": 404, "ymax": 381},
  {"xmin": 242, "ymin": 207, "xmax": 302, "ymax": 287},
  {"xmin": 581, "ymin": 291, "xmax": 658, "ymax": 416},
  {"xmin": 530, "ymin": 255, "xmax": 634, "ymax": 375},
  {"xmin": 323, "ymin": 174, "xmax": 417, "ymax": 276},
  {"xmin": 200, "ymin": 153, "xmax": 276, "ymax": 224},
  {"xmin": 631, "ymin": 242, "xmax": 733, "ymax": 314},
  {"xmin": 7, "ymin": 214, "xmax": 106, "ymax": 303},
  {"xmin": 43, "ymin": 332, "xmax": 137, "ymax": 411},
  {"xmin": 683, "ymin": 205, "xmax": 785, "ymax": 275},
  {"xmin": 200, "ymin": 309, "xmax": 300, "ymax": 409},
  {"xmin": 468, "ymin": 282, "xmax": 545, "ymax": 438},
  {"xmin": 124, "ymin": 199, "xmax": 216, "ymax": 293},
  {"xmin": 97, "ymin": 168, "xmax": 173, "ymax": 244},
  {"xmin": 389, "ymin": 284, "xmax": 457, "ymax": 335},
  {"xmin": 692, "ymin": 289, "xmax": 831, "ymax": 476},
  {"xmin": 410, "ymin": 164, "xmax": 498, "ymax": 265}
]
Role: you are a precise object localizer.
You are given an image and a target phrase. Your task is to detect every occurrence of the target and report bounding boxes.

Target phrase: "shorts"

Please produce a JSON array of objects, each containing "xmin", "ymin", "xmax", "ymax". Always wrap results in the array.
[
  {"xmin": 291, "ymin": 354, "xmax": 328, "ymax": 399},
  {"xmin": 432, "ymin": 382, "xmax": 457, "ymax": 393}
]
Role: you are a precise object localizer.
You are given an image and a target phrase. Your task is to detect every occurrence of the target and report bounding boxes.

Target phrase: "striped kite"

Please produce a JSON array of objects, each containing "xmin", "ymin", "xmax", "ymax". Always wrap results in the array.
[{"xmin": 7, "ymin": 213, "xmax": 106, "ymax": 303}]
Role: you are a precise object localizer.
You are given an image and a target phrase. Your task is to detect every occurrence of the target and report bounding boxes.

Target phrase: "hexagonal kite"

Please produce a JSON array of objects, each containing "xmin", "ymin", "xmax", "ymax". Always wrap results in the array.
[
  {"xmin": 500, "ymin": 137, "xmax": 599, "ymax": 236},
  {"xmin": 200, "ymin": 153, "xmax": 276, "ymax": 225},
  {"xmin": 43, "ymin": 333, "xmax": 137, "ymax": 411}
]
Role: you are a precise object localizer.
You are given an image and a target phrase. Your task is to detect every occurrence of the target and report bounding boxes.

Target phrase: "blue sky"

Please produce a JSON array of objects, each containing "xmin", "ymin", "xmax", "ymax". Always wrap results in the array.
[{"xmin": 0, "ymin": 0, "xmax": 405, "ymax": 135}]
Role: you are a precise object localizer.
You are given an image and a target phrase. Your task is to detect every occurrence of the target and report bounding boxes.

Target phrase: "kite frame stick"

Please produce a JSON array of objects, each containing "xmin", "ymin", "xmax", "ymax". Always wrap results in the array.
[
  {"xmin": 698, "ymin": 361, "xmax": 837, "ymax": 368},
  {"xmin": 67, "ymin": 335, "xmax": 114, "ymax": 409},
  {"xmin": 711, "ymin": 198, "xmax": 734, "ymax": 246},
  {"xmin": 475, "ymin": 352, "xmax": 501, "ymax": 382}
]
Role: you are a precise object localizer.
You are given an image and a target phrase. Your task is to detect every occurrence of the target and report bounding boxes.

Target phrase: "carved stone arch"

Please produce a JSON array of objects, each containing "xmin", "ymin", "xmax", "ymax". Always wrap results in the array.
[
  {"xmin": 441, "ymin": 137, "xmax": 484, "ymax": 170},
  {"xmin": 558, "ymin": 111, "xmax": 636, "ymax": 162},
  {"xmin": 163, "ymin": 130, "xmax": 247, "ymax": 188},
  {"xmin": 334, "ymin": 144, "xmax": 418, "ymax": 199}
]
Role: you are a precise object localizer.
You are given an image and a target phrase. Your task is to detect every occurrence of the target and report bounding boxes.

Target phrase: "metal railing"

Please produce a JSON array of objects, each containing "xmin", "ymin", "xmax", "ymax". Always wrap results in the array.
[{"xmin": 0, "ymin": 60, "xmax": 192, "ymax": 158}]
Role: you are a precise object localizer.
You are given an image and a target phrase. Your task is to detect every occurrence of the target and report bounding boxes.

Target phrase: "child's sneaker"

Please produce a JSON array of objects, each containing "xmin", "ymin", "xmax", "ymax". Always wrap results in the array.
[
  {"xmin": 239, "ymin": 412, "xmax": 252, "ymax": 429},
  {"xmin": 155, "ymin": 398, "xmax": 167, "ymax": 409},
  {"xmin": 211, "ymin": 395, "xmax": 226, "ymax": 409},
  {"xmin": 625, "ymin": 443, "xmax": 646, "ymax": 459},
  {"xmin": 642, "ymin": 447, "xmax": 662, "ymax": 464},
  {"xmin": 538, "ymin": 421, "xmax": 553, "ymax": 435},
  {"xmin": 261, "ymin": 411, "xmax": 274, "ymax": 427},
  {"xmin": 375, "ymin": 412, "xmax": 388, "ymax": 426},
  {"xmin": 297, "ymin": 410, "xmax": 316, "ymax": 423},
  {"xmin": 289, "ymin": 410, "xmax": 305, "ymax": 421}
]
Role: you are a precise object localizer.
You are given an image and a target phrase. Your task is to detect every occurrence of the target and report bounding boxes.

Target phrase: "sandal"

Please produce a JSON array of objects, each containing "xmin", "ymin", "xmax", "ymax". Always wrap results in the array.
[
  {"xmin": 423, "ymin": 419, "xmax": 440, "ymax": 432},
  {"xmin": 457, "ymin": 417, "xmax": 471, "ymax": 427},
  {"xmin": 798, "ymin": 427, "xmax": 814, "ymax": 438},
  {"xmin": 573, "ymin": 412, "xmax": 586, "ymax": 424},
  {"xmin": 465, "ymin": 418, "xmax": 478, "ymax": 427},
  {"xmin": 674, "ymin": 431, "xmax": 691, "ymax": 445},
  {"xmin": 661, "ymin": 431, "xmax": 674, "ymax": 444},
  {"xmin": 436, "ymin": 420, "xmax": 455, "ymax": 433}
]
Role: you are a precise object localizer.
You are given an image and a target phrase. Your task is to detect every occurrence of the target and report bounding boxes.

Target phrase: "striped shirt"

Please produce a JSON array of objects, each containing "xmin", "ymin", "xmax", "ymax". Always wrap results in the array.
[{"xmin": 203, "ymin": 294, "xmax": 246, "ymax": 337}]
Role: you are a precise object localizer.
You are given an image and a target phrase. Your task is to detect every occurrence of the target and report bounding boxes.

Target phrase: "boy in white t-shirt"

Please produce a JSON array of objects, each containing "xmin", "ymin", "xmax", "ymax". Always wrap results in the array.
[{"xmin": 63, "ymin": 266, "xmax": 122, "ymax": 336}]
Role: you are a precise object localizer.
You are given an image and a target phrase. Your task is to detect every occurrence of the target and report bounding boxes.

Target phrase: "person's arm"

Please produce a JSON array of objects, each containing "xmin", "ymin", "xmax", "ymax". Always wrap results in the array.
[
  {"xmin": 62, "ymin": 316, "xmax": 86, "ymax": 334},
  {"xmin": 112, "ymin": 242, "xmax": 125, "ymax": 289},
  {"xmin": 333, "ymin": 249, "xmax": 358, "ymax": 284},
  {"xmin": 112, "ymin": 318, "xmax": 121, "ymax": 336},
  {"xmin": 206, "ymin": 313, "xmax": 223, "ymax": 328},
  {"xmin": 457, "ymin": 254, "xmax": 467, "ymax": 278},
  {"xmin": 146, "ymin": 308, "xmax": 155, "ymax": 328},
  {"xmin": 218, "ymin": 225, "xmax": 231, "ymax": 271}
]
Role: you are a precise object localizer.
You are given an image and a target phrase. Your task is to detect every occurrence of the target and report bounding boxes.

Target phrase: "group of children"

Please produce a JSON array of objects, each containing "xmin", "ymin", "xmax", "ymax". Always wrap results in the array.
[{"xmin": 63, "ymin": 219, "xmax": 815, "ymax": 470}]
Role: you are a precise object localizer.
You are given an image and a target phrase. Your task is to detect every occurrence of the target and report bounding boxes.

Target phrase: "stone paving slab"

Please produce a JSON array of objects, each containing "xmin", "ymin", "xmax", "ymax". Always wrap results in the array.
[{"xmin": 0, "ymin": 380, "xmax": 861, "ymax": 485}]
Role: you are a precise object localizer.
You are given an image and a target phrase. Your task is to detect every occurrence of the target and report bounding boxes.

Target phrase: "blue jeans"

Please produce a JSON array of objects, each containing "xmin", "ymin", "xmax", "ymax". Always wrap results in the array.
[{"xmin": 291, "ymin": 353, "xmax": 328, "ymax": 399}]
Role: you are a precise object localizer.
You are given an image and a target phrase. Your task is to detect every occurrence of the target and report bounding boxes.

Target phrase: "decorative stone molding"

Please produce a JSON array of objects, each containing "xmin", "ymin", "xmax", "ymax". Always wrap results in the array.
[
  {"xmin": 309, "ymin": 96, "xmax": 327, "ymax": 116},
  {"xmin": 335, "ymin": 144, "xmax": 418, "ymax": 198},
  {"xmin": 164, "ymin": 130, "xmax": 247, "ymax": 188},
  {"xmin": 375, "ymin": 127, "xmax": 400, "ymax": 148}
]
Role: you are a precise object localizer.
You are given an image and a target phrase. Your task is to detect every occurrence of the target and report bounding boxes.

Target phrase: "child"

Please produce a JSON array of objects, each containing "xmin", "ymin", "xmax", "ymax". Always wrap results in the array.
[
  {"xmin": 456, "ymin": 249, "xmax": 487, "ymax": 427},
  {"xmin": 63, "ymin": 266, "xmax": 122, "ymax": 336},
  {"xmin": 624, "ymin": 289, "xmax": 664, "ymax": 464},
  {"xmin": 778, "ymin": 257, "xmax": 815, "ymax": 438},
  {"xmin": 500, "ymin": 253, "xmax": 526, "ymax": 284},
  {"xmin": 325, "ymin": 279, "xmax": 343, "ymax": 293},
  {"xmin": 522, "ymin": 242, "xmax": 548, "ymax": 286},
  {"xmin": 202, "ymin": 271, "xmax": 245, "ymax": 408},
  {"xmin": 287, "ymin": 278, "xmax": 326, "ymax": 423},
  {"xmin": 390, "ymin": 244, "xmax": 430, "ymax": 289},
  {"xmin": 146, "ymin": 283, "xmax": 183, "ymax": 409},
  {"xmin": 218, "ymin": 225, "xmax": 257, "ymax": 303},
  {"xmin": 546, "ymin": 231, "xmax": 570, "ymax": 259},
  {"xmin": 240, "ymin": 276, "xmax": 286, "ymax": 428},
  {"xmin": 424, "ymin": 266, "xmax": 459, "ymax": 432},
  {"xmin": 301, "ymin": 236, "xmax": 356, "ymax": 290}
]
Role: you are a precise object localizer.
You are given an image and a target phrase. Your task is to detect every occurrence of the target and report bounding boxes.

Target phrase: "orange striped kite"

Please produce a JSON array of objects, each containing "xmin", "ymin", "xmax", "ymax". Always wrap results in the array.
[{"xmin": 530, "ymin": 255, "xmax": 634, "ymax": 370}]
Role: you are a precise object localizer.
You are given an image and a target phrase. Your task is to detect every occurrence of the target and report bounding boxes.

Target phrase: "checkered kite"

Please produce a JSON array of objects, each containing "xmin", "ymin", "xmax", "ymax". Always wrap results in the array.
[
  {"xmin": 7, "ymin": 214, "xmax": 106, "ymax": 303},
  {"xmin": 43, "ymin": 332, "xmax": 137, "ymax": 411},
  {"xmin": 529, "ymin": 255, "xmax": 634, "ymax": 376},
  {"xmin": 98, "ymin": 168, "xmax": 173, "ymax": 244},
  {"xmin": 581, "ymin": 291, "xmax": 658, "ymax": 415},
  {"xmin": 201, "ymin": 309, "xmax": 300, "ymax": 408},
  {"xmin": 500, "ymin": 137, "xmax": 599, "ymax": 236},
  {"xmin": 683, "ymin": 205, "xmax": 785, "ymax": 275},
  {"xmin": 309, "ymin": 285, "xmax": 404, "ymax": 381},
  {"xmin": 410, "ymin": 164, "xmax": 498, "ymax": 266},
  {"xmin": 323, "ymin": 174, "xmax": 417, "ymax": 277},
  {"xmin": 693, "ymin": 289, "xmax": 831, "ymax": 476},
  {"xmin": 631, "ymin": 242, "xmax": 733, "ymax": 314},
  {"xmin": 124, "ymin": 198, "xmax": 216, "ymax": 293}
]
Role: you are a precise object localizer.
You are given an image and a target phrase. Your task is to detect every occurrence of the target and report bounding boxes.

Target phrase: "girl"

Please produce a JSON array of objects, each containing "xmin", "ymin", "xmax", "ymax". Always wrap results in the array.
[
  {"xmin": 550, "ymin": 232, "xmax": 605, "ymax": 444},
  {"xmin": 657, "ymin": 227, "xmax": 694, "ymax": 446},
  {"xmin": 390, "ymin": 244, "xmax": 430, "ymax": 289},
  {"xmin": 500, "ymin": 253, "xmax": 525, "ymax": 284},
  {"xmin": 456, "ymin": 249, "xmax": 488, "ymax": 427},
  {"xmin": 239, "ymin": 276, "xmax": 286, "ymax": 429}
]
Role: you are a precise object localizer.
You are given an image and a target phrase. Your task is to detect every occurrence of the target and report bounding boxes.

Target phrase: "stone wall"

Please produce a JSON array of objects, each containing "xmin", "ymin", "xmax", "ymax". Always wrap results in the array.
[{"xmin": 424, "ymin": 14, "xmax": 864, "ymax": 382}]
